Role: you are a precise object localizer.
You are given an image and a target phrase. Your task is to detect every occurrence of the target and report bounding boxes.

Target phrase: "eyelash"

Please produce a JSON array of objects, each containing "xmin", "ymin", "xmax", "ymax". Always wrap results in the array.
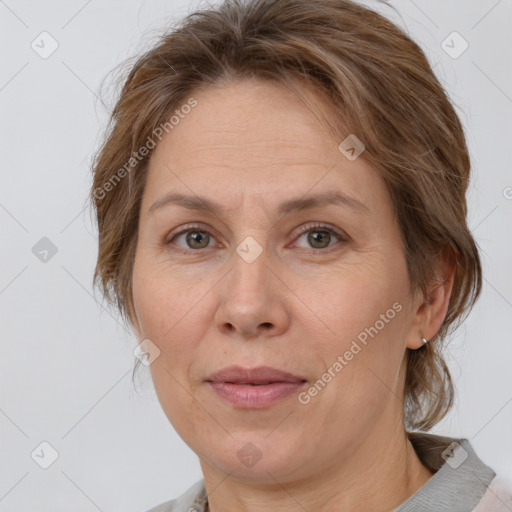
[{"xmin": 165, "ymin": 222, "xmax": 348, "ymax": 254}]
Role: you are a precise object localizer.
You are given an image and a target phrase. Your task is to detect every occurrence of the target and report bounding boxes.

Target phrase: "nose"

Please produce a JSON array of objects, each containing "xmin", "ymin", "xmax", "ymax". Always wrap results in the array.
[{"xmin": 214, "ymin": 244, "xmax": 290, "ymax": 339}]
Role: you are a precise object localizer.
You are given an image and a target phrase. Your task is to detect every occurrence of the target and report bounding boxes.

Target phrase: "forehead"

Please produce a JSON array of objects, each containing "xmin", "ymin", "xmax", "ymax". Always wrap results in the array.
[
  {"xmin": 168, "ymin": 79, "xmax": 333, "ymax": 158},
  {"xmin": 142, "ymin": 78, "xmax": 388, "ymax": 215}
]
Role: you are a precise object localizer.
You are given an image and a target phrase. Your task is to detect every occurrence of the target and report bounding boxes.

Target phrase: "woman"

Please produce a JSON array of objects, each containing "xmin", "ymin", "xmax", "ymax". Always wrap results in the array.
[{"xmin": 90, "ymin": 0, "xmax": 512, "ymax": 510}]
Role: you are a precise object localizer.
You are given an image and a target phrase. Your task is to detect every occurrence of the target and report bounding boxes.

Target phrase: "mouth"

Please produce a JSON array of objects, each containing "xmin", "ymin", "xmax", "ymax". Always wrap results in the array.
[
  {"xmin": 205, "ymin": 366, "xmax": 307, "ymax": 408},
  {"xmin": 224, "ymin": 381, "xmax": 284, "ymax": 386}
]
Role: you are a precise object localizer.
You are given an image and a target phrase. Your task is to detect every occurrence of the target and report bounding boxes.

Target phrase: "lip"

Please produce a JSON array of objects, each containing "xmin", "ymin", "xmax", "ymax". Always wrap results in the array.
[{"xmin": 205, "ymin": 366, "xmax": 307, "ymax": 409}]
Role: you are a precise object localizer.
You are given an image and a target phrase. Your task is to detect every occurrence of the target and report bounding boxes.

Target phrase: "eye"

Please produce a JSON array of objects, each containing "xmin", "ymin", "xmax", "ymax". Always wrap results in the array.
[
  {"xmin": 167, "ymin": 224, "xmax": 218, "ymax": 250},
  {"xmin": 294, "ymin": 223, "xmax": 347, "ymax": 251},
  {"xmin": 165, "ymin": 222, "xmax": 347, "ymax": 253}
]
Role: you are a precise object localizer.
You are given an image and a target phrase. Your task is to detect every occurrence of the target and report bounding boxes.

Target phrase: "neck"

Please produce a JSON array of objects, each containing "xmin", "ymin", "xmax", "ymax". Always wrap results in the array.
[{"xmin": 201, "ymin": 426, "xmax": 434, "ymax": 512}]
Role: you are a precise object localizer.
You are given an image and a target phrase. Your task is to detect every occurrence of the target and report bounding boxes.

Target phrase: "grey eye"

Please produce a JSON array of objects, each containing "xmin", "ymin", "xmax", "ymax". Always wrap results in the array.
[
  {"xmin": 178, "ymin": 230, "xmax": 212, "ymax": 249},
  {"xmin": 295, "ymin": 228, "xmax": 340, "ymax": 250},
  {"xmin": 306, "ymin": 230, "xmax": 332, "ymax": 249}
]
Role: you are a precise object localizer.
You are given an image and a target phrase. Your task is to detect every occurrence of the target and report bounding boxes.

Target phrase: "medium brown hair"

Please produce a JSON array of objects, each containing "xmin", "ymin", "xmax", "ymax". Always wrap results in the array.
[{"xmin": 90, "ymin": 0, "xmax": 482, "ymax": 430}]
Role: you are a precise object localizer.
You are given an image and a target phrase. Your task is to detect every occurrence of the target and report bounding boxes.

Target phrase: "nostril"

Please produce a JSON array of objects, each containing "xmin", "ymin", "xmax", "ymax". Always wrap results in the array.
[{"xmin": 260, "ymin": 322, "xmax": 273, "ymax": 329}]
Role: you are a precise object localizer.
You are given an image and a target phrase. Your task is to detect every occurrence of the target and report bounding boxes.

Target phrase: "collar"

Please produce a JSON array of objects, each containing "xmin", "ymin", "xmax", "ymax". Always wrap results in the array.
[{"xmin": 392, "ymin": 432, "xmax": 496, "ymax": 511}]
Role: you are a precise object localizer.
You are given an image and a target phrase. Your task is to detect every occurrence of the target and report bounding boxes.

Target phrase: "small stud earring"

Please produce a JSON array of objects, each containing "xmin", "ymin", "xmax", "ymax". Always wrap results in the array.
[{"xmin": 420, "ymin": 333, "xmax": 428, "ymax": 345}]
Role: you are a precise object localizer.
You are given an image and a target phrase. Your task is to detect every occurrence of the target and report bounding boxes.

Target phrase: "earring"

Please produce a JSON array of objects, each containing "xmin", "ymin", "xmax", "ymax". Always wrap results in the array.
[{"xmin": 420, "ymin": 333, "xmax": 428, "ymax": 345}]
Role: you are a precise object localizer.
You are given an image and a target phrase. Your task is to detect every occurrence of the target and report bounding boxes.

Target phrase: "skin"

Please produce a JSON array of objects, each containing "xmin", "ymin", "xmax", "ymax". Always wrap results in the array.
[{"xmin": 131, "ymin": 78, "xmax": 455, "ymax": 512}]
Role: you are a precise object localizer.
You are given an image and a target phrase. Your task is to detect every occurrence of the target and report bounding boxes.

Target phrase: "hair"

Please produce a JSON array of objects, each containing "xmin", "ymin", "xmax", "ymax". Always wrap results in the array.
[{"xmin": 90, "ymin": 0, "xmax": 482, "ymax": 431}]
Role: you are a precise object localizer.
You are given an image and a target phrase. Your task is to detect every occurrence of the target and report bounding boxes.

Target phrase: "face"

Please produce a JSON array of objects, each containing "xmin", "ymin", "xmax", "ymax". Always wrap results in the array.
[{"xmin": 131, "ymin": 78, "xmax": 424, "ymax": 484}]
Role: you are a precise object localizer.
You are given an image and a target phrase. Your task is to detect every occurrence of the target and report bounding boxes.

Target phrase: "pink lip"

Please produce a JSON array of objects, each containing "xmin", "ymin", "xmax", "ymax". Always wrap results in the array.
[{"xmin": 205, "ymin": 366, "xmax": 307, "ymax": 409}]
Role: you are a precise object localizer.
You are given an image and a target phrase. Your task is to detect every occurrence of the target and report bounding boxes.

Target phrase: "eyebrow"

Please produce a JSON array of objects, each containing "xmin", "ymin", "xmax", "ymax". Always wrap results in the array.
[{"xmin": 148, "ymin": 190, "xmax": 371, "ymax": 216}]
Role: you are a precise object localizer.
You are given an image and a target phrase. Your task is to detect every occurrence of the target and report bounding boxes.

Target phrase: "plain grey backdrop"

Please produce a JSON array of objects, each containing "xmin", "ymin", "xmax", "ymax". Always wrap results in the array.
[{"xmin": 1, "ymin": 0, "xmax": 511, "ymax": 510}]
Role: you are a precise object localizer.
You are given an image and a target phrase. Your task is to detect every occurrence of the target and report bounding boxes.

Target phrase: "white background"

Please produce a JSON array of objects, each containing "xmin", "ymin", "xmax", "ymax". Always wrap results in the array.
[{"xmin": 1, "ymin": 0, "xmax": 511, "ymax": 510}]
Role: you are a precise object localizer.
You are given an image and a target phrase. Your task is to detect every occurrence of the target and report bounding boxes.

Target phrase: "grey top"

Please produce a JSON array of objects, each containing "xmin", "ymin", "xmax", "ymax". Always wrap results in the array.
[{"xmin": 145, "ymin": 432, "xmax": 507, "ymax": 512}]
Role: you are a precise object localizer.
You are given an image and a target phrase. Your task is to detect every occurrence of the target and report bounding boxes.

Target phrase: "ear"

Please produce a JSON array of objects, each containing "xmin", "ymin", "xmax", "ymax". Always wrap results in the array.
[{"xmin": 406, "ymin": 250, "xmax": 457, "ymax": 350}]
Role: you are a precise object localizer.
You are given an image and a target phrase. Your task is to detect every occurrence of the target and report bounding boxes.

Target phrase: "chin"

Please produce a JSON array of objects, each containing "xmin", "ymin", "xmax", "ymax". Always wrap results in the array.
[{"xmin": 199, "ymin": 433, "xmax": 309, "ymax": 483}]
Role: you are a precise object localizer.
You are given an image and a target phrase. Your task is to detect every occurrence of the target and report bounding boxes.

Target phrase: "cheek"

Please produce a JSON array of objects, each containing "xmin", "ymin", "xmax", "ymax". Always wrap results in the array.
[
  {"xmin": 150, "ymin": 360, "xmax": 211, "ymax": 449},
  {"xmin": 294, "ymin": 259, "xmax": 407, "ymax": 342},
  {"xmin": 132, "ymin": 258, "xmax": 211, "ymax": 341},
  {"xmin": 295, "ymin": 262, "xmax": 409, "ymax": 407},
  {"xmin": 300, "ymin": 314, "xmax": 407, "ymax": 448},
  {"xmin": 132, "ymin": 270, "xmax": 213, "ymax": 436},
  {"xmin": 131, "ymin": 273, "xmax": 217, "ymax": 417}
]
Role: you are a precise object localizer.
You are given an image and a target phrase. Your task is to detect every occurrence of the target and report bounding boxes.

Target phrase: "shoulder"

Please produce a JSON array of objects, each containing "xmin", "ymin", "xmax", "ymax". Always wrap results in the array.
[
  {"xmin": 472, "ymin": 476, "xmax": 512, "ymax": 512},
  {"xmin": 144, "ymin": 479, "xmax": 207, "ymax": 512}
]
